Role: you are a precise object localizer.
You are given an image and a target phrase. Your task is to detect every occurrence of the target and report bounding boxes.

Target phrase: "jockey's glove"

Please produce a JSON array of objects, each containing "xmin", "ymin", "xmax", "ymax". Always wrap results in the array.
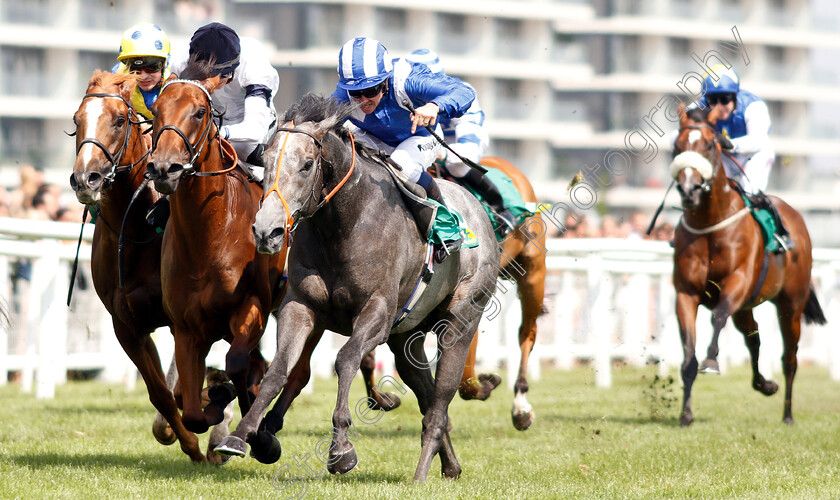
[{"xmin": 716, "ymin": 132, "xmax": 734, "ymax": 151}]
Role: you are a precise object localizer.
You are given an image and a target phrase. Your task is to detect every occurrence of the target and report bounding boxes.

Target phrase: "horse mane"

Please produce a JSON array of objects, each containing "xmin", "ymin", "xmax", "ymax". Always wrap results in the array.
[
  {"xmin": 178, "ymin": 55, "xmax": 216, "ymax": 81},
  {"xmin": 87, "ymin": 70, "xmax": 138, "ymax": 92},
  {"xmin": 281, "ymin": 93, "xmax": 356, "ymax": 137}
]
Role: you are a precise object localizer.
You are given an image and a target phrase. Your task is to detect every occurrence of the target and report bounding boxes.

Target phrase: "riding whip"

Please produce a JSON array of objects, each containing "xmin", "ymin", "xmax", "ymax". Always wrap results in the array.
[
  {"xmin": 400, "ymin": 98, "xmax": 487, "ymax": 174},
  {"xmin": 646, "ymin": 179, "xmax": 676, "ymax": 236},
  {"xmin": 67, "ymin": 205, "xmax": 89, "ymax": 306}
]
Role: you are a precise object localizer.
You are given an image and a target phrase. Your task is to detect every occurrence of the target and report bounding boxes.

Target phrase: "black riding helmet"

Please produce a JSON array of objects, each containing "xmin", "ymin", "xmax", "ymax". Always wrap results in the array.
[{"xmin": 189, "ymin": 22, "xmax": 241, "ymax": 76}]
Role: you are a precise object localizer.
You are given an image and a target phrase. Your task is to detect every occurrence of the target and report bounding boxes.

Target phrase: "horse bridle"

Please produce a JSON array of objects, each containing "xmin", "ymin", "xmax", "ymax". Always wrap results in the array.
[
  {"xmin": 152, "ymin": 79, "xmax": 222, "ymax": 174},
  {"xmin": 263, "ymin": 124, "xmax": 356, "ymax": 233},
  {"xmin": 675, "ymin": 122, "xmax": 722, "ymax": 193},
  {"xmin": 74, "ymin": 92, "xmax": 150, "ymax": 186}
]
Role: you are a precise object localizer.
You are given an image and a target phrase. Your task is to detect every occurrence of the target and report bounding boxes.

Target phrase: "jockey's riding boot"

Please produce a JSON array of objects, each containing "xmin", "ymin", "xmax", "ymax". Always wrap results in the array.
[
  {"xmin": 424, "ymin": 176, "xmax": 462, "ymax": 264},
  {"xmin": 751, "ymin": 191, "xmax": 795, "ymax": 253},
  {"xmin": 461, "ymin": 169, "xmax": 516, "ymax": 237},
  {"xmin": 245, "ymin": 144, "xmax": 266, "ymax": 184}
]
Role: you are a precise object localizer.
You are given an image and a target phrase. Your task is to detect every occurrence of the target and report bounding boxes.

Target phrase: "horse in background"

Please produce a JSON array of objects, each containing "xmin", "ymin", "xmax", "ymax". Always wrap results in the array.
[
  {"xmin": 147, "ymin": 64, "xmax": 286, "ymax": 435},
  {"xmin": 69, "ymin": 71, "xmax": 233, "ymax": 463},
  {"xmin": 671, "ymin": 105, "xmax": 825, "ymax": 426},
  {"xmin": 215, "ymin": 93, "xmax": 500, "ymax": 482}
]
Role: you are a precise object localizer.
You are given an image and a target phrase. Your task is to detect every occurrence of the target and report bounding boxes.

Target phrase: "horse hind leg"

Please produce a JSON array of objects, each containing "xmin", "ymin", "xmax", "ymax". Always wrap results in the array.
[
  {"xmin": 509, "ymin": 256, "xmax": 544, "ymax": 431},
  {"xmin": 731, "ymin": 310, "xmax": 778, "ymax": 396},
  {"xmin": 360, "ymin": 350, "xmax": 402, "ymax": 410},
  {"xmin": 458, "ymin": 330, "xmax": 501, "ymax": 401},
  {"xmin": 776, "ymin": 296, "xmax": 804, "ymax": 425}
]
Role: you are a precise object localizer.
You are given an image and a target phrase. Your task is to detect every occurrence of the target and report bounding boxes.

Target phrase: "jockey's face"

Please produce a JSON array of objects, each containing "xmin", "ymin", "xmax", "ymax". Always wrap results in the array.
[
  {"xmin": 128, "ymin": 57, "xmax": 165, "ymax": 91},
  {"xmin": 134, "ymin": 68, "xmax": 162, "ymax": 91},
  {"xmin": 349, "ymin": 82, "xmax": 385, "ymax": 114},
  {"xmin": 707, "ymin": 93, "xmax": 736, "ymax": 121}
]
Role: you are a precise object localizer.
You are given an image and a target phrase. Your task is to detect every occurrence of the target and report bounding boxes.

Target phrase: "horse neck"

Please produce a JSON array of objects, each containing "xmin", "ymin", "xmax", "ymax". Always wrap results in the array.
[
  {"xmin": 168, "ymin": 137, "xmax": 232, "ymax": 233},
  {"xmin": 99, "ymin": 123, "xmax": 154, "ymax": 219},
  {"xmin": 685, "ymin": 160, "xmax": 743, "ymax": 226}
]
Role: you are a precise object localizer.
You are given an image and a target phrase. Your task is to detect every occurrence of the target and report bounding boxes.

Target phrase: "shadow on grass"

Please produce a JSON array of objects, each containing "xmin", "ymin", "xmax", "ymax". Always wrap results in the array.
[
  {"xmin": 8, "ymin": 452, "xmax": 267, "ymax": 482},
  {"xmin": 542, "ymin": 412, "xmax": 685, "ymax": 428}
]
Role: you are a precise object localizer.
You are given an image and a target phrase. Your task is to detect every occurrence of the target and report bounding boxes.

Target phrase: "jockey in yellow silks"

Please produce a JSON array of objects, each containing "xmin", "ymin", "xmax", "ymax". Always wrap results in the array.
[{"xmin": 112, "ymin": 23, "xmax": 171, "ymax": 120}]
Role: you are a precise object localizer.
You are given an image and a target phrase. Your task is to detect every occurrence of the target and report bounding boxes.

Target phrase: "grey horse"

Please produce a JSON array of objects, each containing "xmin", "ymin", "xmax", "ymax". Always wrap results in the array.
[{"xmin": 215, "ymin": 94, "xmax": 500, "ymax": 482}]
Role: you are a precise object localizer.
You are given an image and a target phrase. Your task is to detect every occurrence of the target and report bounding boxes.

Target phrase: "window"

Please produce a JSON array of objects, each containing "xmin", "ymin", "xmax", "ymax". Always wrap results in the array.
[
  {"xmin": 78, "ymin": 51, "xmax": 116, "ymax": 94},
  {"xmin": 0, "ymin": 118, "xmax": 45, "ymax": 167},
  {"xmin": 1, "ymin": 47, "xmax": 45, "ymax": 97},
  {"xmin": 495, "ymin": 79, "xmax": 523, "ymax": 120},
  {"xmin": 376, "ymin": 8, "xmax": 408, "ymax": 52},
  {"xmin": 437, "ymin": 14, "xmax": 469, "ymax": 54}
]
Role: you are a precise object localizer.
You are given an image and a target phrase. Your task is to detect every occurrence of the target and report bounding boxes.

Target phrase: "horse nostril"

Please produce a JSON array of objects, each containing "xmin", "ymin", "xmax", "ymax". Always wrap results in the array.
[
  {"xmin": 268, "ymin": 227, "xmax": 285, "ymax": 241},
  {"xmin": 69, "ymin": 173, "xmax": 78, "ymax": 190},
  {"xmin": 168, "ymin": 164, "xmax": 184, "ymax": 175},
  {"xmin": 146, "ymin": 163, "xmax": 157, "ymax": 179},
  {"xmin": 87, "ymin": 172, "xmax": 102, "ymax": 188}
]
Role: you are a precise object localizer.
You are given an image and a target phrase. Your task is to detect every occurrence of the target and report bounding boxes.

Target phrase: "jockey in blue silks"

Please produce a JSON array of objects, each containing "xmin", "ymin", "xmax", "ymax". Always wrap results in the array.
[
  {"xmin": 693, "ymin": 65, "xmax": 794, "ymax": 252},
  {"xmin": 330, "ymin": 38, "xmax": 475, "ymax": 218},
  {"xmin": 406, "ymin": 48, "xmax": 515, "ymax": 235}
]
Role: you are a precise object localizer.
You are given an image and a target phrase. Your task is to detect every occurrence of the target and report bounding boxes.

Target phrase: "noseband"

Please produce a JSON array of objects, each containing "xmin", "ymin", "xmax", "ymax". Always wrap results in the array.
[
  {"xmin": 263, "ymin": 124, "xmax": 356, "ymax": 233},
  {"xmin": 75, "ymin": 92, "xmax": 149, "ymax": 185},
  {"xmin": 676, "ymin": 122, "xmax": 722, "ymax": 193},
  {"xmin": 152, "ymin": 79, "xmax": 221, "ymax": 173}
]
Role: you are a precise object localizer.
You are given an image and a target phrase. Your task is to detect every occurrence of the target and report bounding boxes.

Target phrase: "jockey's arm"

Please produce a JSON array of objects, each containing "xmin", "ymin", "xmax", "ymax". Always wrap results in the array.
[
  {"xmin": 219, "ymin": 85, "xmax": 274, "ymax": 143},
  {"xmin": 730, "ymin": 100, "xmax": 771, "ymax": 155}
]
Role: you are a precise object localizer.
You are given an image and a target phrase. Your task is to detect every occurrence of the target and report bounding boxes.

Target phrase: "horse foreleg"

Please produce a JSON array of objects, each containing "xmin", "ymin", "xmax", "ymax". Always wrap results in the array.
[
  {"xmin": 215, "ymin": 300, "xmax": 315, "ymax": 461},
  {"xmin": 173, "ymin": 329, "xmax": 215, "ymax": 434},
  {"xmin": 113, "ymin": 323, "xmax": 204, "ymax": 462},
  {"xmin": 361, "ymin": 349, "xmax": 401, "ymax": 410},
  {"xmin": 677, "ymin": 291, "xmax": 700, "ymax": 426},
  {"xmin": 152, "ymin": 355, "xmax": 179, "ymax": 446},
  {"xmin": 731, "ymin": 310, "xmax": 778, "ymax": 396},
  {"xmin": 225, "ymin": 301, "xmax": 267, "ymax": 420},
  {"xmin": 328, "ymin": 298, "xmax": 391, "ymax": 475}
]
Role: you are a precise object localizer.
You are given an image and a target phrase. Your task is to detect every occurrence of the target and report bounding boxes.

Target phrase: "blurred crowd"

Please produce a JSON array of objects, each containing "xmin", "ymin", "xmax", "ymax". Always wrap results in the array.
[
  {"xmin": 547, "ymin": 211, "xmax": 675, "ymax": 241},
  {"xmin": 0, "ymin": 165, "xmax": 85, "ymax": 223}
]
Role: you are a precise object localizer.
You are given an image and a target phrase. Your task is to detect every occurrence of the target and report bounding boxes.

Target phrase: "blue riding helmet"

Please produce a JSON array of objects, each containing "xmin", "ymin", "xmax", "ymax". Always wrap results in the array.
[
  {"xmin": 406, "ymin": 48, "xmax": 444, "ymax": 75},
  {"xmin": 704, "ymin": 64, "xmax": 740, "ymax": 95},
  {"xmin": 337, "ymin": 37, "xmax": 392, "ymax": 90}
]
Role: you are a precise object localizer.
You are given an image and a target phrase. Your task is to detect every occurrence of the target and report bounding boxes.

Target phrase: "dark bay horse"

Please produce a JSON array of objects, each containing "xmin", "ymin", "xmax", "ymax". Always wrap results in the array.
[
  {"xmin": 360, "ymin": 156, "xmax": 547, "ymax": 431},
  {"xmin": 146, "ymin": 66, "xmax": 287, "ymax": 435},
  {"xmin": 215, "ymin": 94, "xmax": 500, "ymax": 482},
  {"xmin": 69, "ymin": 71, "xmax": 232, "ymax": 463},
  {"xmin": 672, "ymin": 105, "xmax": 826, "ymax": 426}
]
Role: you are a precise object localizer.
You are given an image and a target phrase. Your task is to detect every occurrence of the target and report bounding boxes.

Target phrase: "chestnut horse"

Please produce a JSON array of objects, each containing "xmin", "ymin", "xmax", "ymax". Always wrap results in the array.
[
  {"xmin": 672, "ymin": 105, "xmax": 825, "ymax": 426},
  {"xmin": 146, "ymin": 64, "xmax": 286, "ymax": 435},
  {"xmin": 359, "ymin": 157, "xmax": 546, "ymax": 430},
  {"xmin": 69, "ymin": 71, "xmax": 235, "ymax": 463}
]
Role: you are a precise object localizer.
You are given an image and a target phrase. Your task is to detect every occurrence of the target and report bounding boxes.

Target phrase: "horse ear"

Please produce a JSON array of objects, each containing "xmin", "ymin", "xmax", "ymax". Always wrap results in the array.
[
  {"xmin": 707, "ymin": 106, "xmax": 721, "ymax": 125},
  {"xmin": 203, "ymin": 75, "xmax": 224, "ymax": 94},
  {"xmin": 117, "ymin": 75, "xmax": 139, "ymax": 102},
  {"xmin": 678, "ymin": 103, "xmax": 690, "ymax": 127}
]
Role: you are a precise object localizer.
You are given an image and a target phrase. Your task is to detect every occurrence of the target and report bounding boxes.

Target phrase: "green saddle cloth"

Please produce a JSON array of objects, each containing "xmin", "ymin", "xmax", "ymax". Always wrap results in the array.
[
  {"xmin": 462, "ymin": 169, "xmax": 534, "ymax": 241},
  {"xmin": 426, "ymin": 200, "xmax": 479, "ymax": 249},
  {"xmin": 742, "ymin": 195, "xmax": 780, "ymax": 253}
]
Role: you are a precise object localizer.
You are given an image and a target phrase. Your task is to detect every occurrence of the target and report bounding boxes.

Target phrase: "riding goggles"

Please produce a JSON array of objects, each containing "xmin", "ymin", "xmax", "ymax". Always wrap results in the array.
[
  {"xmin": 127, "ymin": 57, "xmax": 165, "ymax": 73},
  {"xmin": 706, "ymin": 93, "xmax": 735, "ymax": 106},
  {"xmin": 348, "ymin": 82, "xmax": 385, "ymax": 99}
]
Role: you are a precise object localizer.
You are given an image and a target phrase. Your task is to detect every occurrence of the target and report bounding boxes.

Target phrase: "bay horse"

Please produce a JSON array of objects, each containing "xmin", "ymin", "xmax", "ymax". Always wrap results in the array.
[
  {"xmin": 146, "ymin": 64, "xmax": 286, "ymax": 435},
  {"xmin": 359, "ymin": 156, "xmax": 546, "ymax": 431},
  {"xmin": 69, "ymin": 71, "xmax": 235, "ymax": 463},
  {"xmin": 671, "ymin": 105, "xmax": 826, "ymax": 426},
  {"xmin": 215, "ymin": 93, "xmax": 500, "ymax": 482}
]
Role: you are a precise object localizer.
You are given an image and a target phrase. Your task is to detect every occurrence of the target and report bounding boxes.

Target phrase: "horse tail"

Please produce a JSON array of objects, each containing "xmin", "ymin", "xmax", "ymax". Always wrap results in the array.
[{"xmin": 803, "ymin": 284, "xmax": 827, "ymax": 325}]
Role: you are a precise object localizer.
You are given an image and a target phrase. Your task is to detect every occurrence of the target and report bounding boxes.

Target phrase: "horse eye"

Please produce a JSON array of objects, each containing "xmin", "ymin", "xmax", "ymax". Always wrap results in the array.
[
  {"xmin": 302, "ymin": 159, "xmax": 314, "ymax": 171},
  {"xmin": 115, "ymin": 115, "xmax": 126, "ymax": 127},
  {"xmin": 195, "ymin": 108, "xmax": 206, "ymax": 119}
]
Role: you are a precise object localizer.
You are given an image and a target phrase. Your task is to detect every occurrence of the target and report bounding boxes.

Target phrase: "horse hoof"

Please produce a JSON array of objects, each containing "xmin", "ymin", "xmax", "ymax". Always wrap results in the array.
[
  {"xmin": 249, "ymin": 430, "xmax": 282, "ymax": 464},
  {"xmin": 460, "ymin": 373, "xmax": 501, "ymax": 401},
  {"xmin": 152, "ymin": 421, "xmax": 177, "ymax": 446},
  {"xmin": 755, "ymin": 380, "xmax": 779, "ymax": 396},
  {"xmin": 441, "ymin": 463, "xmax": 462, "ymax": 479},
  {"xmin": 783, "ymin": 416, "xmax": 794, "ymax": 426},
  {"xmin": 214, "ymin": 436, "xmax": 247, "ymax": 458},
  {"xmin": 206, "ymin": 447, "xmax": 232, "ymax": 466},
  {"xmin": 327, "ymin": 448, "xmax": 358, "ymax": 475},
  {"xmin": 512, "ymin": 410, "xmax": 535, "ymax": 431},
  {"xmin": 680, "ymin": 413, "xmax": 694, "ymax": 427},
  {"xmin": 699, "ymin": 359, "xmax": 720, "ymax": 374},
  {"xmin": 368, "ymin": 392, "xmax": 401, "ymax": 411},
  {"xmin": 207, "ymin": 382, "xmax": 237, "ymax": 407}
]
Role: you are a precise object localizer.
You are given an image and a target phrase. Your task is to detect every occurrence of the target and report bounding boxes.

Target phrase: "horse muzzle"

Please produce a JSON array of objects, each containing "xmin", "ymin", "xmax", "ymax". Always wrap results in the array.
[
  {"xmin": 69, "ymin": 170, "xmax": 103, "ymax": 204},
  {"xmin": 146, "ymin": 161, "xmax": 183, "ymax": 195}
]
